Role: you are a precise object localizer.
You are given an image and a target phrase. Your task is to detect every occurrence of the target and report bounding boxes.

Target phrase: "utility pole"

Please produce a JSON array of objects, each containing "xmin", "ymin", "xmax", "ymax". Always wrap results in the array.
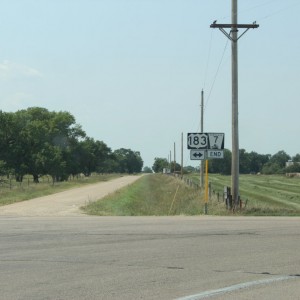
[
  {"xmin": 181, "ymin": 132, "xmax": 183, "ymax": 179},
  {"xmin": 210, "ymin": 0, "xmax": 258, "ymax": 209},
  {"xmin": 174, "ymin": 142, "xmax": 176, "ymax": 174},
  {"xmin": 200, "ymin": 90, "xmax": 204, "ymax": 188}
]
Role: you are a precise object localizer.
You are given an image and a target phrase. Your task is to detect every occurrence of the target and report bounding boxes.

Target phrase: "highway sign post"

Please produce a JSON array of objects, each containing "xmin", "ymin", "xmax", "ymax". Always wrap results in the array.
[{"xmin": 187, "ymin": 132, "xmax": 225, "ymax": 215}]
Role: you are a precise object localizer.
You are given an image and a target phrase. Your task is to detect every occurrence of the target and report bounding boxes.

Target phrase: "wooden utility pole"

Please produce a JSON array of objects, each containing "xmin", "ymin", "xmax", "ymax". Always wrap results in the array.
[
  {"xmin": 231, "ymin": 0, "xmax": 239, "ymax": 210},
  {"xmin": 200, "ymin": 89, "xmax": 204, "ymax": 188},
  {"xmin": 181, "ymin": 132, "xmax": 183, "ymax": 179},
  {"xmin": 174, "ymin": 142, "xmax": 176, "ymax": 174},
  {"xmin": 210, "ymin": 0, "xmax": 258, "ymax": 209}
]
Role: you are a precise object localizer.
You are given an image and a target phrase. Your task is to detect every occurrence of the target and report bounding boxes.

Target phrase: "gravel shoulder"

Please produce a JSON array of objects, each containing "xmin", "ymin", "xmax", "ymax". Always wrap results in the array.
[{"xmin": 0, "ymin": 175, "xmax": 141, "ymax": 217}]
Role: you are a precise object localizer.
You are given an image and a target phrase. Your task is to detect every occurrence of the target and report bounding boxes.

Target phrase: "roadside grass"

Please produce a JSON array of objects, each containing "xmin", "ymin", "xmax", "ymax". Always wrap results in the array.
[
  {"xmin": 0, "ymin": 174, "xmax": 120, "ymax": 206},
  {"xmin": 82, "ymin": 174, "xmax": 228, "ymax": 216},
  {"xmin": 190, "ymin": 173, "xmax": 300, "ymax": 216},
  {"xmin": 83, "ymin": 173, "xmax": 300, "ymax": 217},
  {"xmin": 2, "ymin": 171, "xmax": 299, "ymax": 217}
]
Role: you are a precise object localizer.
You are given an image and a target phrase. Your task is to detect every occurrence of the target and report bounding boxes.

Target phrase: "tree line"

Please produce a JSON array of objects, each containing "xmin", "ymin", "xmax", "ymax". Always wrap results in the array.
[
  {"xmin": 152, "ymin": 149, "xmax": 300, "ymax": 174},
  {"xmin": 0, "ymin": 107, "xmax": 143, "ymax": 182}
]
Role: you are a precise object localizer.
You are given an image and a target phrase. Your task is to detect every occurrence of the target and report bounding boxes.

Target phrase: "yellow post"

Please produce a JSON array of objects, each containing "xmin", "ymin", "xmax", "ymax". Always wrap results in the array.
[{"xmin": 204, "ymin": 160, "xmax": 208, "ymax": 214}]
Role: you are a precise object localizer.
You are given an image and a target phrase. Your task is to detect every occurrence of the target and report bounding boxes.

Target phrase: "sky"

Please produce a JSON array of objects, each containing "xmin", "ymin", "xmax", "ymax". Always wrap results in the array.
[{"xmin": 0, "ymin": 0, "xmax": 299, "ymax": 168}]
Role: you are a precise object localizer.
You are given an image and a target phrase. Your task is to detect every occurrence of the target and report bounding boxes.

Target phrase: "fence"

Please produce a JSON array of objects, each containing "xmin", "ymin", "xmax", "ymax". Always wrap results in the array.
[
  {"xmin": 167, "ymin": 172, "xmax": 248, "ymax": 211},
  {"xmin": 0, "ymin": 174, "xmax": 92, "ymax": 191}
]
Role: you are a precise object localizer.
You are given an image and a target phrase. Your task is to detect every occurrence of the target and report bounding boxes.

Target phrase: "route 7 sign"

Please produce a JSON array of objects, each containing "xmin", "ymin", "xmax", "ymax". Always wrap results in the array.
[
  {"xmin": 187, "ymin": 133, "xmax": 224, "ymax": 150},
  {"xmin": 208, "ymin": 133, "xmax": 224, "ymax": 150},
  {"xmin": 190, "ymin": 150, "xmax": 206, "ymax": 160}
]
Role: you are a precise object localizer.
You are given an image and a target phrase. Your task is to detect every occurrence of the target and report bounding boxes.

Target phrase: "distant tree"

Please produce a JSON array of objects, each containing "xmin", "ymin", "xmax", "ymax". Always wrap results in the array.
[
  {"xmin": 184, "ymin": 165, "xmax": 198, "ymax": 173},
  {"xmin": 0, "ymin": 107, "xmax": 145, "ymax": 179},
  {"xmin": 152, "ymin": 157, "xmax": 169, "ymax": 173},
  {"xmin": 248, "ymin": 151, "xmax": 270, "ymax": 173},
  {"xmin": 71, "ymin": 138, "xmax": 112, "ymax": 176},
  {"xmin": 262, "ymin": 162, "xmax": 282, "ymax": 174},
  {"xmin": 292, "ymin": 154, "xmax": 300, "ymax": 162},
  {"xmin": 261, "ymin": 150, "xmax": 291, "ymax": 174},
  {"xmin": 142, "ymin": 166, "xmax": 153, "ymax": 173},
  {"xmin": 269, "ymin": 150, "xmax": 291, "ymax": 168},
  {"xmin": 239, "ymin": 149, "xmax": 251, "ymax": 174},
  {"xmin": 113, "ymin": 148, "xmax": 143, "ymax": 173},
  {"xmin": 170, "ymin": 161, "xmax": 181, "ymax": 173}
]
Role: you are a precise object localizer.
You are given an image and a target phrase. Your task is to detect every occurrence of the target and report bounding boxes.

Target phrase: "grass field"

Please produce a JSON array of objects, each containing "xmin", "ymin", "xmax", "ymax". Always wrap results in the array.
[
  {"xmin": 190, "ymin": 173, "xmax": 300, "ymax": 216},
  {"xmin": 83, "ymin": 173, "xmax": 300, "ymax": 216},
  {"xmin": 2, "ymin": 172, "xmax": 299, "ymax": 216},
  {"xmin": 0, "ymin": 174, "xmax": 120, "ymax": 206}
]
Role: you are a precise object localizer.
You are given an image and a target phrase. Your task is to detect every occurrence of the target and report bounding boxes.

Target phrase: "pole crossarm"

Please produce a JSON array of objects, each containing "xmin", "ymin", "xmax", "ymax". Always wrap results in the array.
[{"xmin": 210, "ymin": 22, "xmax": 259, "ymax": 42}]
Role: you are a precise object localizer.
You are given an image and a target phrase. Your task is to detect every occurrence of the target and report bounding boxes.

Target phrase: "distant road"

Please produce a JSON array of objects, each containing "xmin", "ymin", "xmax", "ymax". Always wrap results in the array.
[{"xmin": 0, "ymin": 175, "xmax": 141, "ymax": 217}]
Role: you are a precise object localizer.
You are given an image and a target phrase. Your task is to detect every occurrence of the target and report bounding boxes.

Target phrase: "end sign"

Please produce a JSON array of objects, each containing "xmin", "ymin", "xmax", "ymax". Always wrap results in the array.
[{"xmin": 207, "ymin": 150, "xmax": 224, "ymax": 159}]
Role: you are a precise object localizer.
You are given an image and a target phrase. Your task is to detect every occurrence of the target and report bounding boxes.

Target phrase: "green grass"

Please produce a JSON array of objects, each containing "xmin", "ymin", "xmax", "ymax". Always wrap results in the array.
[
  {"xmin": 0, "ymin": 174, "xmax": 120, "ymax": 206},
  {"xmin": 83, "ymin": 173, "xmax": 300, "ymax": 216},
  {"xmin": 82, "ymin": 174, "xmax": 228, "ymax": 216},
  {"xmin": 3, "ymin": 172, "xmax": 299, "ymax": 217},
  {"xmin": 189, "ymin": 173, "xmax": 300, "ymax": 216}
]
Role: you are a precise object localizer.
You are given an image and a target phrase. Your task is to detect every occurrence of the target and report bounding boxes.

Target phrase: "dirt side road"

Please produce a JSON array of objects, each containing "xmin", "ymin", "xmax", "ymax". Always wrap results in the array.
[{"xmin": 0, "ymin": 175, "xmax": 141, "ymax": 217}]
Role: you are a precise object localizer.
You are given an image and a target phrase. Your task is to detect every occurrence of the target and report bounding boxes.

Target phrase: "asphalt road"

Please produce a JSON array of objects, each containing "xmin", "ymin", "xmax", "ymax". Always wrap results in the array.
[{"xmin": 0, "ymin": 177, "xmax": 299, "ymax": 299}]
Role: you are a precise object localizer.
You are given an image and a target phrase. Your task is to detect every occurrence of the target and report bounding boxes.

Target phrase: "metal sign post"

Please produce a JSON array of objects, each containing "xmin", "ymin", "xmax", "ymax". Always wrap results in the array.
[{"xmin": 187, "ymin": 132, "xmax": 225, "ymax": 215}]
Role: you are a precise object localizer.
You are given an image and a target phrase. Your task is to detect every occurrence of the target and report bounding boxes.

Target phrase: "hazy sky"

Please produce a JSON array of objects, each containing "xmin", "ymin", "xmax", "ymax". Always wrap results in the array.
[{"xmin": 0, "ymin": 0, "xmax": 299, "ymax": 168}]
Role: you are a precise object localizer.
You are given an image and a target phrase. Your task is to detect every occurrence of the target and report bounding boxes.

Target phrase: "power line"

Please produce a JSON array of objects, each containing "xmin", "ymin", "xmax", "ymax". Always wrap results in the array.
[
  {"xmin": 204, "ymin": 39, "xmax": 229, "ymax": 112},
  {"xmin": 202, "ymin": 30, "xmax": 213, "ymax": 92},
  {"xmin": 257, "ymin": 1, "xmax": 300, "ymax": 22}
]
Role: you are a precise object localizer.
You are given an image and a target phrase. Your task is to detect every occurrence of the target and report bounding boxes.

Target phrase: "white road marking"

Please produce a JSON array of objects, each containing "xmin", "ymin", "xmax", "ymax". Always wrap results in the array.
[{"xmin": 175, "ymin": 276, "xmax": 298, "ymax": 300}]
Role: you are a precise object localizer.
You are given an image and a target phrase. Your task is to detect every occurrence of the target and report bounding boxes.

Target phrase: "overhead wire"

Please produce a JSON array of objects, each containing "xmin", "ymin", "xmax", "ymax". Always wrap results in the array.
[
  {"xmin": 204, "ymin": 38, "xmax": 229, "ymax": 113},
  {"xmin": 202, "ymin": 30, "xmax": 213, "ymax": 92},
  {"xmin": 256, "ymin": 1, "xmax": 300, "ymax": 22}
]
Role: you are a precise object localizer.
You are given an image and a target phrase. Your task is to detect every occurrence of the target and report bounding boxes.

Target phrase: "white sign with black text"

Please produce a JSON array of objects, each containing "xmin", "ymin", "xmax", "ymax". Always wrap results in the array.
[{"xmin": 207, "ymin": 150, "xmax": 224, "ymax": 159}]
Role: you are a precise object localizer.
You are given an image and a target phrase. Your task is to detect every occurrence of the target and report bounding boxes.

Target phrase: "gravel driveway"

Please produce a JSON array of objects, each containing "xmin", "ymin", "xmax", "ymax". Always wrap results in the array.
[{"xmin": 0, "ymin": 175, "xmax": 141, "ymax": 217}]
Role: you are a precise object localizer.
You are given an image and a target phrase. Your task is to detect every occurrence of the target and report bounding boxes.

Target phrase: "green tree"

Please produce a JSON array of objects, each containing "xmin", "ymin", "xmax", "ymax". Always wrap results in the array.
[
  {"xmin": 269, "ymin": 150, "xmax": 291, "ymax": 168},
  {"xmin": 0, "ymin": 107, "xmax": 85, "ymax": 182},
  {"xmin": 183, "ymin": 165, "xmax": 198, "ymax": 173},
  {"xmin": 248, "ymin": 151, "xmax": 270, "ymax": 173},
  {"xmin": 114, "ymin": 148, "xmax": 143, "ymax": 173},
  {"xmin": 292, "ymin": 154, "xmax": 300, "ymax": 162},
  {"xmin": 261, "ymin": 150, "xmax": 291, "ymax": 174},
  {"xmin": 142, "ymin": 166, "xmax": 153, "ymax": 173},
  {"xmin": 239, "ymin": 149, "xmax": 251, "ymax": 174},
  {"xmin": 74, "ymin": 138, "xmax": 113, "ymax": 176},
  {"xmin": 152, "ymin": 157, "xmax": 169, "ymax": 173}
]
